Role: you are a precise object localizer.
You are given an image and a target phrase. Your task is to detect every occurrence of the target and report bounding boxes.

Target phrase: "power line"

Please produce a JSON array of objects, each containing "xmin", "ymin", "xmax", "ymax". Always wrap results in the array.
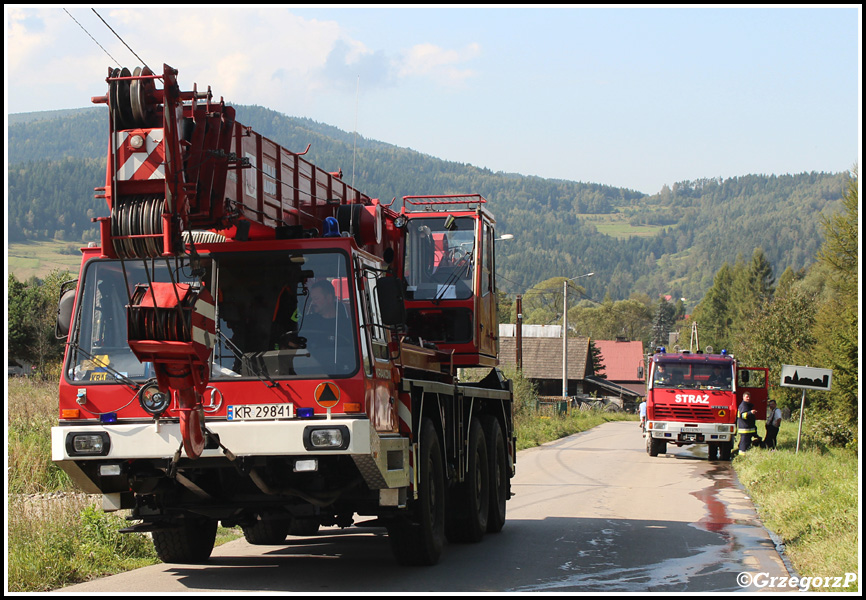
[
  {"xmin": 63, "ymin": 8, "xmax": 120, "ymax": 66},
  {"xmin": 91, "ymin": 8, "xmax": 151, "ymax": 71}
]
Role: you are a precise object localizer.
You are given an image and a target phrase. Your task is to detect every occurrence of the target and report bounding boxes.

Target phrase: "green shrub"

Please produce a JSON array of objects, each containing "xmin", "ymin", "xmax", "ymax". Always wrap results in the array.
[{"xmin": 794, "ymin": 408, "xmax": 857, "ymax": 451}]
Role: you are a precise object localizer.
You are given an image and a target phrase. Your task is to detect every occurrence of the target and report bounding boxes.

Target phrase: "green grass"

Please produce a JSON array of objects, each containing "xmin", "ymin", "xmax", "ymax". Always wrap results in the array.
[
  {"xmin": 582, "ymin": 213, "xmax": 665, "ymax": 239},
  {"xmin": 733, "ymin": 422, "xmax": 859, "ymax": 592},
  {"xmin": 7, "ymin": 495, "xmax": 159, "ymax": 592},
  {"xmin": 6, "ymin": 377, "xmax": 241, "ymax": 592},
  {"xmin": 8, "ymin": 239, "xmax": 84, "ymax": 282},
  {"xmin": 515, "ymin": 404, "xmax": 637, "ymax": 450}
]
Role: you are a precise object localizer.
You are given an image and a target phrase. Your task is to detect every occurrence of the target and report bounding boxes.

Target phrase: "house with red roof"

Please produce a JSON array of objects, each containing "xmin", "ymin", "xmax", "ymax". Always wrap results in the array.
[{"xmin": 592, "ymin": 338, "xmax": 647, "ymax": 398}]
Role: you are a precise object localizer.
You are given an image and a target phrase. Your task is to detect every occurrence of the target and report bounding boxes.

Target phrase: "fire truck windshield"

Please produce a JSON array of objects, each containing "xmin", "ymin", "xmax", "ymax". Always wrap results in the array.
[
  {"xmin": 404, "ymin": 216, "xmax": 475, "ymax": 300},
  {"xmin": 66, "ymin": 250, "xmax": 358, "ymax": 384}
]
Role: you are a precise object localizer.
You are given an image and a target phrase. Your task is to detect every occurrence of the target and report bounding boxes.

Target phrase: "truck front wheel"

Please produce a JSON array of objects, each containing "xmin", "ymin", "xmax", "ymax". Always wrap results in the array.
[
  {"xmin": 152, "ymin": 516, "xmax": 217, "ymax": 563},
  {"xmin": 387, "ymin": 418, "xmax": 445, "ymax": 565},
  {"xmin": 647, "ymin": 434, "xmax": 665, "ymax": 457}
]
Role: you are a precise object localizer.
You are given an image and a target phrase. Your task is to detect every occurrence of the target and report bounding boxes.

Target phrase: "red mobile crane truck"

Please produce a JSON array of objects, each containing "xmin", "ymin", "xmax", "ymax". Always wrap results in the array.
[
  {"xmin": 51, "ymin": 64, "xmax": 514, "ymax": 566},
  {"xmin": 645, "ymin": 330, "xmax": 768, "ymax": 460}
]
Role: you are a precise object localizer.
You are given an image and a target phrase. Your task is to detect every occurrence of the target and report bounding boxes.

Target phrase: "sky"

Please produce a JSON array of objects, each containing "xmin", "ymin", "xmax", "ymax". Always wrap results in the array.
[{"xmin": 4, "ymin": 5, "xmax": 862, "ymax": 195}]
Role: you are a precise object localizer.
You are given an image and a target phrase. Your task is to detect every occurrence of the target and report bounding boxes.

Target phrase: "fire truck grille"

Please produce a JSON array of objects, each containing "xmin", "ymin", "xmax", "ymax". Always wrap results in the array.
[{"xmin": 653, "ymin": 405, "xmax": 716, "ymax": 422}]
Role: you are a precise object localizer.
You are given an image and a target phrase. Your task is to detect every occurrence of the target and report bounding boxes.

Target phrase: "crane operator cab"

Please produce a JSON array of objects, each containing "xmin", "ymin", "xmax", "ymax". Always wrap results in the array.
[{"xmin": 398, "ymin": 195, "xmax": 499, "ymax": 368}]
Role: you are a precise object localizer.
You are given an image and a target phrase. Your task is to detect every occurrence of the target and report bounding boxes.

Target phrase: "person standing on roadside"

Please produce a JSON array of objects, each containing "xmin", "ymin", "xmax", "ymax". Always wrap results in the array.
[
  {"xmin": 737, "ymin": 392, "xmax": 758, "ymax": 453},
  {"xmin": 765, "ymin": 399, "xmax": 782, "ymax": 450},
  {"xmin": 639, "ymin": 399, "xmax": 647, "ymax": 436}
]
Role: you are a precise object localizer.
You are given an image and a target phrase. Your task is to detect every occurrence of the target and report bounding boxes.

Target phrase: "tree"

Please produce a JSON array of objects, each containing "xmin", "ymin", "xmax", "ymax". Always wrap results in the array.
[
  {"xmin": 522, "ymin": 277, "xmax": 589, "ymax": 326},
  {"xmin": 7, "ymin": 269, "xmax": 73, "ymax": 378},
  {"xmin": 588, "ymin": 340, "xmax": 606, "ymax": 378},
  {"xmin": 811, "ymin": 165, "xmax": 858, "ymax": 423},
  {"xmin": 735, "ymin": 287, "xmax": 818, "ymax": 411},
  {"xmin": 649, "ymin": 297, "xmax": 677, "ymax": 349}
]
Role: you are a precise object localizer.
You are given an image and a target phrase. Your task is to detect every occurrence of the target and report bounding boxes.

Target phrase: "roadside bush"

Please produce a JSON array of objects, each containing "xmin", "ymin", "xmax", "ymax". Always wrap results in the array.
[{"xmin": 794, "ymin": 408, "xmax": 857, "ymax": 451}]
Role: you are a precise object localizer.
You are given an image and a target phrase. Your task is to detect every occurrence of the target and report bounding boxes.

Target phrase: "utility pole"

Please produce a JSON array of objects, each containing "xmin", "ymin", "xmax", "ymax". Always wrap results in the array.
[
  {"xmin": 562, "ymin": 272, "xmax": 594, "ymax": 399},
  {"xmin": 516, "ymin": 295, "xmax": 523, "ymax": 371}
]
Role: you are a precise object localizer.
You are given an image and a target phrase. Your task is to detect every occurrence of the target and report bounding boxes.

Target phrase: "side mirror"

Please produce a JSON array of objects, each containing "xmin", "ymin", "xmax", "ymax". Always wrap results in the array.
[
  {"xmin": 55, "ymin": 280, "xmax": 78, "ymax": 339},
  {"xmin": 376, "ymin": 276, "xmax": 406, "ymax": 328}
]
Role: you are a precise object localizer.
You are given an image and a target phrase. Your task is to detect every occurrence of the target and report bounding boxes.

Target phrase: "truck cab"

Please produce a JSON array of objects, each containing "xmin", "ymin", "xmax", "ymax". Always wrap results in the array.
[{"xmin": 645, "ymin": 349, "xmax": 768, "ymax": 460}]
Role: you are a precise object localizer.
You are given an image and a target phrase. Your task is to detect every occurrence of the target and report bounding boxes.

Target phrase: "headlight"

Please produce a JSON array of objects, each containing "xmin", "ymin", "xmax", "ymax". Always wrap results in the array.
[
  {"xmin": 303, "ymin": 425, "xmax": 350, "ymax": 450},
  {"xmin": 66, "ymin": 432, "xmax": 111, "ymax": 456}
]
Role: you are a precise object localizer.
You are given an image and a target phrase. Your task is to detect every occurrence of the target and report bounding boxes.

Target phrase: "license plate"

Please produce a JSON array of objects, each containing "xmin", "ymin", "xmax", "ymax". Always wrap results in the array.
[
  {"xmin": 682, "ymin": 427, "xmax": 701, "ymax": 432},
  {"xmin": 228, "ymin": 403, "xmax": 294, "ymax": 421}
]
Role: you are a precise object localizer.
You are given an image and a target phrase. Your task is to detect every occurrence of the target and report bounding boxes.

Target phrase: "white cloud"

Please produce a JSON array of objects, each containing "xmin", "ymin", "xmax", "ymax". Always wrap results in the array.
[
  {"xmin": 6, "ymin": 7, "xmax": 482, "ymax": 116},
  {"xmin": 398, "ymin": 42, "xmax": 481, "ymax": 85}
]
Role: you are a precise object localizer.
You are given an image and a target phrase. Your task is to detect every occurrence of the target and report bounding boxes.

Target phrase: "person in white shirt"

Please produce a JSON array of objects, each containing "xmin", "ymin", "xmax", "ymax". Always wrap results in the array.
[
  {"xmin": 639, "ymin": 400, "xmax": 647, "ymax": 436},
  {"xmin": 765, "ymin": 399, "xmax": 782, "ymax": 450}
]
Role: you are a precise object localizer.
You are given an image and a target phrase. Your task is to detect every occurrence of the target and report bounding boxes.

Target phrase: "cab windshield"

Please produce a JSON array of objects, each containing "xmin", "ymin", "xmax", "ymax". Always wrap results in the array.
[
  {"xmin": 404, "ymin": 216, "xmax": 475, "ymax": 300},
  {"xmin": 67, "ymin": 250, "xmax": 358, "ymax": 383}
]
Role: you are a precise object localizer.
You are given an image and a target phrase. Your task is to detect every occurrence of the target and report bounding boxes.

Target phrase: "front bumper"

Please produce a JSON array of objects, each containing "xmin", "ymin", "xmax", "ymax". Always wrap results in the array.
[
  {"xmin": 646, "ymin": 421, "xmax": 735, "ymax": 443},
  {"xmin": 52, "ymin": 418, "xmax": 374, "ymax": 461}
]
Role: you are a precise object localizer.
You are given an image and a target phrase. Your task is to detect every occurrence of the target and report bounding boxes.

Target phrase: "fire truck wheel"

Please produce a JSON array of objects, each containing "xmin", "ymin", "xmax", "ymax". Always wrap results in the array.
[
  {"xmin": 152, "ymin": 516, "xmax": 217, "ymax": 563},
  {"xmin": 242, "ymin": 515, "xmax": 290, "ymax": 545},
  {"xmin": 720, "ymin": 441, "xmax": 733, "ymax": 461},
  {"xmin": 482, "ymin": 416, "xmax": 508, "ymax": 533},
  {"xmin": 708, "ymin": 442, "xmax": 720, "ymax": 461},
  {"xmin": 387, "ymin": 418, "xmax": 445, "ymax": 565},
  {"xmin": 445, "ymin": 418, "xmax": 489, "ymax": 543},
  {"xmin": 647, "ymin": 434, "xmax": 665, "ymax": 457}
]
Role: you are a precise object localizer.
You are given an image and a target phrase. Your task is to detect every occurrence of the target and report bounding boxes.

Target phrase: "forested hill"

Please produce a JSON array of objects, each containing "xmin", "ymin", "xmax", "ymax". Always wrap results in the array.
[{"xmin": 7, "ymin": 106, "xmax": 848, "ymax": 303}]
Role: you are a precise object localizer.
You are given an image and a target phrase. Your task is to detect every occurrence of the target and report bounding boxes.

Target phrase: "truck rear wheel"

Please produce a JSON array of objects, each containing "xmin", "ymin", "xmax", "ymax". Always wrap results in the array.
[
  {"xmin": 445, "ymin": 418, "xmax": 489, "ymax": 543},
  {"xmin": 242, "ymin": 515, "xmax": 289, "ymax": 545},
  {"xmin": 482, "ymin": 416, "xmax": 508, "ymax": 533},
  {"xmin": 388, "ymin": 418, "xmax": 445, "ymax": 565},
  {"xmin": 152, "ymin": 516, "xmax": 217, "ymax": 563}
]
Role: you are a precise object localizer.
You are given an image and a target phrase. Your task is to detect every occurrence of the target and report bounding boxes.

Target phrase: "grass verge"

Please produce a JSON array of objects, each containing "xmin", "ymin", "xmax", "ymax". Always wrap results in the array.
[
  {"xmin": 732, "ymin": 421, "xmax": 859, "ymax": 592},
  {"xmin": 515, "ymin": 404, "xmax": 637, "ymax": 451},
  {"xmin": 6, "ymin": 377, "xmax": 241, "ymax": 592}
]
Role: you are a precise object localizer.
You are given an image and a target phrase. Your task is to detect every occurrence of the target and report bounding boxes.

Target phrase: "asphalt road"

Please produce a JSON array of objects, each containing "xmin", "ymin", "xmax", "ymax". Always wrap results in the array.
[{"xmin": 55, "ymin": 421, "xmax": 791, "ymax": 593}]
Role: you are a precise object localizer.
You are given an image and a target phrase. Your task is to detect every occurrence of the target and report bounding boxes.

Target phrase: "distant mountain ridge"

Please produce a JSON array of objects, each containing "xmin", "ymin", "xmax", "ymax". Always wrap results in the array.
[{"xmin": 7, "ymin": 106, "xmax": 847, "ymax": 304}]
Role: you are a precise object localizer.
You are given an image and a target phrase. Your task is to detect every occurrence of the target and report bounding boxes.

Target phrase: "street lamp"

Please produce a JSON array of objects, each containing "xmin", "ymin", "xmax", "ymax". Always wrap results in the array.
[{"xmin": 563, "ymin": 272, "xmax": 594, "ymax": 398}]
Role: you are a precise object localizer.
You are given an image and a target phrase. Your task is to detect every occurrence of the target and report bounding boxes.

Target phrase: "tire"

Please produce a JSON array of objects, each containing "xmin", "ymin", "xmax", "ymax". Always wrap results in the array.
[
  {"xmin": 707, "ymin": 442, "xmax": 719, "ymax": 461},
  {"xmin": 388, "ymin": 418, "xmax": 445, "ymax": 565},
  {"xmin": 152, "ymin": 516, "xmax": 217, "ymax": 563},
  {"xmin": 647, "ymin": 434, "xmax": 665, "ymax": 457},
  {"xmin": 242, "ymin": 515, "xmax": 289, "ymax": 545},
  {"xmin": 720, "ymin": 440, "xmax": 733, "ymax": 461},
  {"xmin": 482, "ymin": 416, "xmax": 508, "ymax": 533},
  {"xmin": 445, "ymin": 418, "xmax": 489, "ymax": 543}
]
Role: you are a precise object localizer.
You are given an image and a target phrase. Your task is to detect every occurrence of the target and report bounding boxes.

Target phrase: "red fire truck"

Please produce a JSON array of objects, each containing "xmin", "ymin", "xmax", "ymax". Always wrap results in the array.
[
  {"xmin": 644, "ymin": 341, "xmax": 768, "ymax": 460},
  {"xmin": 51, "ymin": 64, "xmax": 514, "ymax": 566}
]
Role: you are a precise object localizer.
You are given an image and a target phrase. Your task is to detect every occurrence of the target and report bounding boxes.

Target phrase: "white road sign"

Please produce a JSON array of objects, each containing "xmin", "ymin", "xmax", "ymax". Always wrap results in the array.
[{"xmin": 780, "ymin": 364, "xmax": 833, "ymax": 391}]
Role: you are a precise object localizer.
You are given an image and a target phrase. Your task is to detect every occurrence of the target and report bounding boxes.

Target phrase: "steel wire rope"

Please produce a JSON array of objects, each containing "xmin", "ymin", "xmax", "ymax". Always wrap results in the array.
[{"xmin": 62, "ymin": 8, "xmax": 121, "ymax": 66}]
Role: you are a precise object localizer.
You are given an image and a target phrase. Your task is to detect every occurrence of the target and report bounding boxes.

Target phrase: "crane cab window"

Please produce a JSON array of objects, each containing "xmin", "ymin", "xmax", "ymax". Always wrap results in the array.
[{"xmin": 404, "ymin": 216, "xmax": 475, "ymax": 301}]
